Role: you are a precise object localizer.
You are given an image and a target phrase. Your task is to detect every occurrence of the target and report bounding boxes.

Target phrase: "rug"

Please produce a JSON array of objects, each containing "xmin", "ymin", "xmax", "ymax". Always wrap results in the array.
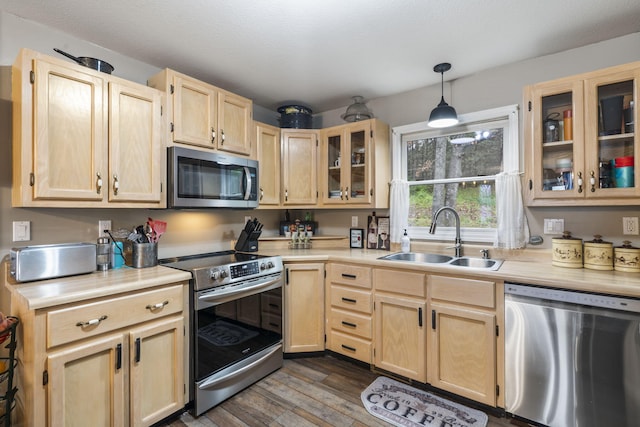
[{"xmin": 361, "ymin": 376, "xmax": 488, "ymax": 427}]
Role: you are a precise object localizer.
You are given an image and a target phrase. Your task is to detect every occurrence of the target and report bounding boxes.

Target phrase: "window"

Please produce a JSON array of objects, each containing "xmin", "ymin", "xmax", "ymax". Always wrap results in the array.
[{"xmin": 392, "ymin": 105, "xmax": 519, "ymax": 243}]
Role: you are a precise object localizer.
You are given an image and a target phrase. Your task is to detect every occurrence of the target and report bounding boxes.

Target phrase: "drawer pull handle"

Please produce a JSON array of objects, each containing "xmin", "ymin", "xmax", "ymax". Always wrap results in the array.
[
  {"xmin": 146, "ymin": 300, "xmax": 169, "ymax": 310},
  {"xmin": 341, "ymin": 344, "xmax": 356, "ymax": 352},
  {"xmin": 76, "ymin": 315, "xmax": 108, "ymax": 327},
  {"xmin": 341, "ymin": 297, "xmax": 357, "ymax": 304},
  {"xmin": 341, "ymin": 273, "xmax": 357, "ymax": 279},
  {"xmin": 341, "ymin": 321, "xmax": 357, "ymax": 328},
  {"xmin": 269, "ymin": 303, "xmax": 279, "ymax": 309},
  {"xmin": 269, "ymin": 322, "xmax": 280, "ymax": 328}
]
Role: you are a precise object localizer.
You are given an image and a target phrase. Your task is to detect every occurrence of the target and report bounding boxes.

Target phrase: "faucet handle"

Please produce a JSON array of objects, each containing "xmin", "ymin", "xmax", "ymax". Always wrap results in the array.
[{"xmin": 480, "ymin": 249, "xmax": 489, "ymax": 259}]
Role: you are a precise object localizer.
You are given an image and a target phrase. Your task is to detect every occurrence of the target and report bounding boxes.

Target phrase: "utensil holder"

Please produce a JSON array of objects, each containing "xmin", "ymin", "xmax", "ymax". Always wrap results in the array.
[
  {"xmin": 235, "ymin": 230, "xmax": 260, "ymax": 252},
  {"xmin": 131, "ymin": 243, "xmax": 158, "ymax": 268}
]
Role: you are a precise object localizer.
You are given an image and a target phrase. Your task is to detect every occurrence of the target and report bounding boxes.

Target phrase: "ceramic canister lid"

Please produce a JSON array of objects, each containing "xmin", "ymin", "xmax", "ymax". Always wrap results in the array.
[
  {"xmin": 552, "ymin": 231, "xmax": 583, "ymax": 268},
  {"xmin": 583, "ymin": 235, "xmax": 613, "ymax": 271},
  {"xmin": 614, "ymin": 240, "xmax": 640, "ymax": 272}
]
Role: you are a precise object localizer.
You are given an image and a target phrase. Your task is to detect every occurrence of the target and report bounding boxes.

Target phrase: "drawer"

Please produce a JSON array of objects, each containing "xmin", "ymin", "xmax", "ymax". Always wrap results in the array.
[
  {"xmin": 47, "ymin": 284, "xmax": 184, "ymax": 348},
  {"xmin": 429, "ymin": 275, "xmax": 496, "ymax": 308},
  {"xmin": 329, "ymin": 263, "xmax": 371, "ymax": 289},
  {"xmin": 329, "ymin": 308, "xmax": 372, "ymax": 339},
  {"xmin": 330, "ymin": 285, "xmax": 373, "ymax": 314},
  {"xmin": 328, "ymin": 330, "xmax": 371, "ymax": 363},
  {"xmin": 261, "ymin": 312, "xmax": 282, "ymax": 334},
  {"xmin": 374, "ymin": 268, "xmax": 426, "ymax": 297}
]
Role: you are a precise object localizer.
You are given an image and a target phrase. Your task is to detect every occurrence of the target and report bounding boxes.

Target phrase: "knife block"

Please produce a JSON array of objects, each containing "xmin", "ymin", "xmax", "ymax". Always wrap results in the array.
[{"xmin": 234, "ymin": 230, "xmax": 260, "ymax": 252}]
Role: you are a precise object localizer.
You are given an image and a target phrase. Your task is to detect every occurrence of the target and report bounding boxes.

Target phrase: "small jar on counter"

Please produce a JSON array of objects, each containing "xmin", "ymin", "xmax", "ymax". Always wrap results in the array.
[
  {"xmin": 614, "ymin": 241, "xmax": 640, "ymax": 272},
  {"xmin": 552, "ymin": 231, "xmax": 583, "ymax": 268},
  {"xmin": 96, "ymin": 237, "xmax": 111, "ymax": 271},
  {"xmin": 583, "ymin": 235, "xmax": 613, "ymax": 271}
]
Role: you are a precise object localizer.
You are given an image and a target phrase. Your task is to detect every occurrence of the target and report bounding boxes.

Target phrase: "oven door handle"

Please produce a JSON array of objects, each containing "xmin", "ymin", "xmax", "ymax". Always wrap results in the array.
[
  {"xmin": 198, "ymin": 343, "xmax": 282, "ymax": 390},
  {"xmin": 243, "ymin": 166, "xmax": 252, "ymax": 200},
  {"xmin": 197, "ymin": 275, "xmax": 282, "ymax": 305}
]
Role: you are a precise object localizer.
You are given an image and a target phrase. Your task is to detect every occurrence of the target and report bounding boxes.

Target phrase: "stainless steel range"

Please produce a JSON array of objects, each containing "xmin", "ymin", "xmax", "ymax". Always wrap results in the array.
[{"xmin": 160, "ymin": 250, "xmax": 283, "ymax": 416}]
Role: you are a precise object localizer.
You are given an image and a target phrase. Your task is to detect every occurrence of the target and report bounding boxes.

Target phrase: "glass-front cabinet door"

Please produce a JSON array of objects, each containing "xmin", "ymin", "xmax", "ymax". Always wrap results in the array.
[
  {"xmin": 527, "ymin": 79, "xmax": 585, "ymax": 201},
  {"xmin": 321, "ymin": 121, "xmax": 372, "ymax": 205},
  {"xmin": 526, "ymin": 62, "xmax": 640, "ymax": 205},
  {"xmin": 584, "ymin": 68, "xmax": 639, "ymax": 198}
]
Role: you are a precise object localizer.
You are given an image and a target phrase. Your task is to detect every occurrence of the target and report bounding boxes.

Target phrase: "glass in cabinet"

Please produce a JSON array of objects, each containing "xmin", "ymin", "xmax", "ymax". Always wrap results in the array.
[{"xmin": 322, "ymin": 121, "xmax": 371, "ymax": 205}]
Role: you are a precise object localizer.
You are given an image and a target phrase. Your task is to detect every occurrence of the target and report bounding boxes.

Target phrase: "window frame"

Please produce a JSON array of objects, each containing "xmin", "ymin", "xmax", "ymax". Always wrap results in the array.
[{"xmin": 392, "ymin": 104, "xmax": 519, "ymax": 243}]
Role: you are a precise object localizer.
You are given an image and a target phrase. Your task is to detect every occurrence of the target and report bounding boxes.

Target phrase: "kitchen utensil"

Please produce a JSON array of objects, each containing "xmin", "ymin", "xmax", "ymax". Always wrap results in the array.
[
  {"xmin": 53, "ymin": 48, "xmax": 114, "ymax": 74},
  {"xmin": 147, "ymin": 217, "xmax": 167, "ymax": 242}
]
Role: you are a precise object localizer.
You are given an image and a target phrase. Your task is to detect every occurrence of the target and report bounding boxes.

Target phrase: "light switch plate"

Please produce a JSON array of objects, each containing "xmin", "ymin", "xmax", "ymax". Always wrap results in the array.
[
  {"xmin": 543, "ymin": 218, "xmax": 564, "ymax": 235},
  {"xmin": 352, "ymin": 216, "xmax": 358, "ymax": 227},
  {"xmin": 623, "ymin": 217, "xmax": 639, "ymax": 235},
  {"xmin": 13, "ymin": 221, "xmax": 30, "ymax": 242}
]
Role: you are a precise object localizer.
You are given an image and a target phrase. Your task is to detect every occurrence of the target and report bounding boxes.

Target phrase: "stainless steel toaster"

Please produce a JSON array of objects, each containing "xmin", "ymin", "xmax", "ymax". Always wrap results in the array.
[{"xmin": 10, "ymin": 242, "xmax": 97, "ymax": 282}]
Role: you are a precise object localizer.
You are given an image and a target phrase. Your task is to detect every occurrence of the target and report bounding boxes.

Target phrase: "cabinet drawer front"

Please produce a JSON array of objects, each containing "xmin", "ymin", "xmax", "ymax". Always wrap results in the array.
[
  {"xmin": 330, "ymin": 285, "xmax": 372, "ymax": 313},
  {"xmin": 430, "ymin": 275, "xmax": 495, "ymax": 308},
  {"xmin": 329, "ymin": 263, "xmax": 371, "ymax": 288},
  {"xmin": 328, "ymin": 331, "xmax": 371, "ymax": 363},
  {"xmin": 374, "ymin": 269, "xmax": 426, "ymax": 297},
  {"xmin": 329, "ymin": 308, "xmax": 372, "ymax": 339},
  {"xmin": 47, "ymin": 285, "xmax": 184, "ymax": 348}
]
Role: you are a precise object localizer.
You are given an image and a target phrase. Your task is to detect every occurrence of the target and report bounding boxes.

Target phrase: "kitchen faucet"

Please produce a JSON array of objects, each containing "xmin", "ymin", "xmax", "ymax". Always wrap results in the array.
[{"xmin": 429, "ymin": 206, "xmax": 462, "ymax": 258}]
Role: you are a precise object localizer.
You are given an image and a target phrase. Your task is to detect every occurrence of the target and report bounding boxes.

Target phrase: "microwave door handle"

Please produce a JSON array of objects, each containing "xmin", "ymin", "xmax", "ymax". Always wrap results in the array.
[{"xmin": 243, "ymin": 166, "xmax": 252, "ymax": 200}]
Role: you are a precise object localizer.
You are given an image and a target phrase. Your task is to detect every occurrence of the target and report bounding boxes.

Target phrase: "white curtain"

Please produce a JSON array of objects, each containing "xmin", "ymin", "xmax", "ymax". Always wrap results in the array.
[
  {"xmin": 494, "ymin": 171, "xmax": 530, "ymax": 249},
  {"xmin": 389, "ymin": 179, "xmax": 409, "ymax": 243}
]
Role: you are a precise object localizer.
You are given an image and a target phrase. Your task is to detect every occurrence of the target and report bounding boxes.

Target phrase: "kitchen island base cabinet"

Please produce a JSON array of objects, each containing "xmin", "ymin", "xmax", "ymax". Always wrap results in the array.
[
  {"xmin": 373, "ymin": 268, "xmax": 427, "ymax": 383},
  {"xmin": 284, "ymin": 263, "xmax": 325, "ymax": 353},
  {"xmin": 428, "ymin": 275, "xmax": 502, "ymax": 407}
]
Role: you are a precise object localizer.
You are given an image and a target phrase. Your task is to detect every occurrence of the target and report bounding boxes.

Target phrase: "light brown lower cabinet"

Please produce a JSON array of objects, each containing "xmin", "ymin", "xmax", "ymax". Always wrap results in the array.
[
  {"xmin": 428, "ymin": 275, "xmax": 503, "ymax": 407},
  {"xmin": 13, "ymin": 282, "xmax": 187, "ymax": 426},
  {"xmin": 373, "ymin": 268, "xmax": 427, "ymax": 382},
  {"xmin": 283, "ymin": 262, "xmax": 325, "ymax": 353}
]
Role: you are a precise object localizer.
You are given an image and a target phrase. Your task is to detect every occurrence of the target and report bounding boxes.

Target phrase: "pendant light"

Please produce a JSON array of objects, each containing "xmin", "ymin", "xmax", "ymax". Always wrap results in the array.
[
  {"xmin": 341, "ymin": 96, "xmax": 374, "ymax": 122},
  {"xmin": 428, "ymin": 63, "xmax": 458, "ymax": 128}
]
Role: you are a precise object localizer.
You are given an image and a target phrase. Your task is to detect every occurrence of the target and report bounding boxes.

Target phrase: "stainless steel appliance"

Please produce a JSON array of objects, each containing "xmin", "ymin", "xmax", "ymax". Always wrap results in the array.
[
  {"xmin": 167, "ymin": 146, "xmax": 259, "ymax": 209},
  {"xmin": 160, "ymin": 251, "xmax": 283, "ymax": 416},
  {"xmin": 10, "ymin": 242, "xmax": 97, "ymax": 282},
  {"xmin": 505, "ymin": 283, "xmax": 640, "ymax": 427}
]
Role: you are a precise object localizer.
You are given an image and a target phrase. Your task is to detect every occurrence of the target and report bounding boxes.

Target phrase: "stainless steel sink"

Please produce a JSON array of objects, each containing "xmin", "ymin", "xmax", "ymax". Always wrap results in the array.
[
  {"xmin": 448, "ymin": 257, "xmax": 503, "ymax": 270},
  {"xmin": 378, "ymin": 252, "xmax": 453, "ymax": 263},
  {"xmin": 378, "ymin": 252, "xmax": 503, "ymax": 271}
]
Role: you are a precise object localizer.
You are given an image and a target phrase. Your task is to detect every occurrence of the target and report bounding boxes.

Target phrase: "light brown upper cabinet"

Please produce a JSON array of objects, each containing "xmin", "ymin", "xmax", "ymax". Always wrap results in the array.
[
  {"xmin": 254, "ymin": 122, "xmax": 281, "ymax": 207},
  {"xmin": 320, "ymin": 119, "xmax": 390, "ymax": 208},
  {"xmin": 525, "ymin": 61, "xmax": 640, "ymax": 206},
  {"xmin": 12, "ymin": 48, "xmax": 164, "ymax": 208},
  {"xmin": 281, "ymin": 129, "xmax": 319, "ymax": 206},
  {"xmin": 148, "ymin": 69, "xmax": 253, "ymax": 156}
]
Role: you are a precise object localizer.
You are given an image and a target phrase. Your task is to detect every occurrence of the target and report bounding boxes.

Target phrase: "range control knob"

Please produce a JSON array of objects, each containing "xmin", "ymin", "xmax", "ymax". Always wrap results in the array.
[
  {"xmin": 219, "ymin": 269, "xmax": 228, "ymax": 278},
  {"xmin": 210, "ymin": 269, "xmax": 221, "ymax": 280},
  {"xmin": 266, "ymin": 261, "xmax": 275, "ymax": 269},
  {"xmin": 260, "ymin": 263, "xmax": 266, "ymax": 270}
]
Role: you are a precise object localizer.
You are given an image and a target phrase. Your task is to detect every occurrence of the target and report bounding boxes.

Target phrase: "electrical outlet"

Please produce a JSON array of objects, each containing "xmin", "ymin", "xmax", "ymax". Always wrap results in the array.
[
  {"xmin": 13, "ymin": 221, "xmax": 30, "ymax": 242},
  {"xmin": 623, "ymin": 217, "xmax": 639, "ymax": 235},
  {"xmin": 352, "ymin": 216, "xmax": 358, "ymax": 227},
  {"xmin": 98, "ymin": 220, "xmax": 112, "ymax": 238}
]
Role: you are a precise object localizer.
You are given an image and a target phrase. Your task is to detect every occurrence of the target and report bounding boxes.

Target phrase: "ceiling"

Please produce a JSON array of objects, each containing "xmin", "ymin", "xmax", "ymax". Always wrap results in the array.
[{"xmin": 2, "ymin": 0, "xmax": 640, "ymax": 113}]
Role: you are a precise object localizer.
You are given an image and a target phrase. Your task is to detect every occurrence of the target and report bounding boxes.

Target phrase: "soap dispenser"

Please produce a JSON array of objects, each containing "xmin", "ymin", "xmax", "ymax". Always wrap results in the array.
[{"xmin": 401, "ymin": 229, "xmax": 410, "ymax": 253}]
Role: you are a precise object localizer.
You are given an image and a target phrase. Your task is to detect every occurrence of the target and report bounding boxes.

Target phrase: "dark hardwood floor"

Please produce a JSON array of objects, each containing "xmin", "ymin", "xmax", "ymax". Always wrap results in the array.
[{"xmin": 159, "ymin": 355, "xmax": 515, "ymax": 427}]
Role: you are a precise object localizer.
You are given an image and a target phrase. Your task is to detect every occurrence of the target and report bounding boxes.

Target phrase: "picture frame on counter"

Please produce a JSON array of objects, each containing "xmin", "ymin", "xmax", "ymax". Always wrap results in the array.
[{"xmin": 350, "ymin": 228, "xmax": 364, "ymax": 248}]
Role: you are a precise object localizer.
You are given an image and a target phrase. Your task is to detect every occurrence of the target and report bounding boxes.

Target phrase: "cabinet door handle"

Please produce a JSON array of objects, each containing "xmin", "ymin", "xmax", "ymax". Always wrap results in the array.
[
  {"xmin": 76, "ymin": 315, "xmax": 108, "ymax": 327},
  {"xmin": 260, "ymin": 187, "xmax": 264, "ymax": 200},
  {"xmin": 577, "ymin": 171, "xmax": 583, "ymax": 193},
  {"xmin": 116, "ymin": 343, "xmax": 122, "ymax": 370},
  {"xmin": 146, "ymin": 300, "xmax": 169, "ymax": 311},
  {"xmin": 341, "ymin": 297, "xmax": 357, "ymax": 304},
  {"xmin": 345, "ymin": 186, "xmax": 349, "ymax": 200},
  {"xmin": 221, "ymin": 130, "xmax": 225, "ymax": 143},
  {"xmin": 418, "ymin": 307, "xmax": 423, "ymax": 327},
  {"xmin": 135, "ymin": 337, "xmax": 141, "ymax": 363},
  {"xmin": 341, "ymin": 344, "xmax": 356, "ymax": 352},
  {"xmin": 285, "ymin": 268, "xmax": 289, "ymax": 284},
  {"xmin": 431, "ymin": 310, "xmax": 436, "ymax": 330},
  {"xmin": 285, "ymin": 189, "xmax": 288, "ymax": 202},
  {"xmin": 96, "ymin": 173, "xmax": 103, "ymax": 194},
  {"xmin": 113, "ymin": 175, "xmax": 119, "ymax": 196},
  {"xmin": 211, "ymin": 127, "xmax": 216, "ymax": 143},
  {"xmin": 341, "ymin": 273, "xmax": 357, "ymax": 279},
  {"xmin": 341, "ymin": 321, "xmax": 357, "ymax": 328},
  {"xmin": 589, "ymin": 170, "xmax": 596, "ymax": 193}
]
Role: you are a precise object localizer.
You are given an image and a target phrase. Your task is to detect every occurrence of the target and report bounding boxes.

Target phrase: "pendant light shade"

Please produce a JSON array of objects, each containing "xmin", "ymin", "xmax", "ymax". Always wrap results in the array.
[
  {"xmin": 428, "ymin": 63, "xmax": 458, "ymax": 128},
  {"xmin": 341, "ymin": 96, "xmax": 373, "ymax": 122}
]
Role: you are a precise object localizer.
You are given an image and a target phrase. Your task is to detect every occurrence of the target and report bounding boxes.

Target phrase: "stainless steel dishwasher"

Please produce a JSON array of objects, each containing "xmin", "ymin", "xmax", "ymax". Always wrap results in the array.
[{"xmin": 505, "ymin": 283, "xmax": 640, "ymax": 427}]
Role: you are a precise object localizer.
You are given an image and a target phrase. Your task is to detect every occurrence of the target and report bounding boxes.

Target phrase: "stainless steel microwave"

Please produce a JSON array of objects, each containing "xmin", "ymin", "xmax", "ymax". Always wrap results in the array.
[{"xmin": 167, "ymin": 146, "xmax": 259, "ymax": 209}]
